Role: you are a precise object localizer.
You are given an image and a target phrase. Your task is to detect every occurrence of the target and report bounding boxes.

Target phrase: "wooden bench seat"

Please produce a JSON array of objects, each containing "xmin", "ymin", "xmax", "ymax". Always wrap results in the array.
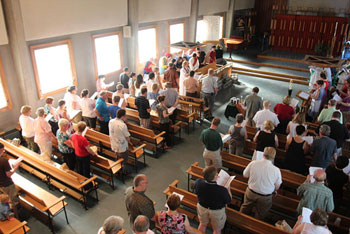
[
  {"xmin": 0, "ymin": 220, "xmax": 29, "ymax": 234},
  {"xmin": 12, "ymin": 173, "xmax": 68, "ymax": 232},
  {"xmin": 0, "ymin": 139, "xmax": 98, "ymax": 209},
  {"xmin": 163, "ymin": 180, "xmax": 288, "ymax": 234},
  {"xmin": 126, "ymin": 123, "xmax": 165, "ymax": 156}
]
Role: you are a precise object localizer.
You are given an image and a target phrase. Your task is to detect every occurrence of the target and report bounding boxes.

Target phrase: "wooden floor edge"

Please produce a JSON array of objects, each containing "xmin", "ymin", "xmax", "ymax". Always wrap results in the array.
[{"xmin": 257, "ymin": 55, "xmax": 307, "ymax": 64}]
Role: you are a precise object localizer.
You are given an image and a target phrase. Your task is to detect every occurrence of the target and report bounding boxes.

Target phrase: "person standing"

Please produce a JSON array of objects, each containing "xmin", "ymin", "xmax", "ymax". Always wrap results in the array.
[
  {"xmin": 163, "ymin": 63, "xmax": 179, "ymax": 90},
  {"xmin": 109, "ymin": 109, "xmax": 133, "ymax": 174},
  {"xmin": 179, "ymin": 61, "xmax": 190, "ymax": 96},
  {"xmin": 64, "ymin": 85, "xmax": 82, "ymax": 123},
  {"xmin": 146, "ymin": 72, "xmax": 157, "ymax": 93},
  {"xmin": 0, "ymin": 143, "xmax": 20, "ymax": 218},
  {"xmin": 71, "ymin": 122, "xmax": 98, "ymax": 179},
  {"xmin": 156, "ymin": 96, "xmax": 172, "ymax": 149},
  {"xmin": 160, "ymin": 82, "xmax": 179, "ymax": 124},
  {"xmin": 228, "ymin": 114, "xmax": 247, "ymax": 156},
  {"xmin": 253, "ymin": 100, "xmax": 279, "ymax": 130},
  {"xmin": 80, "ymin": 89, "xmax": 97, "ymax": 129},
  {"xmin": 108, "ymin": 95, "xmax": 121, "ymax": 119},
  {"xmin": 120, "ymin": 67, "xmax": 130, "ymax": 93},
  {"xmin": 183, "ymin": 71, "xmax": 199, "ymax": 98},
  {"xmin": 19, "ymin": 105, "xmax": 38, "ymax": 152},
  {"xmin": 159, "ymin": 53, "xmax": 171, "ymax": 75},
  {"xmin": 189, "ymin": 53, "xmax": 199, "ymax": 71},
  {"xmin": 296, "ymin": 169, "xmax": 334, "ymax": 214},
  {"xmin": 240, "ymin": 147, "xmax": 282, "ymax": 220},
  {"xmin": 200, "ymin": 118, "xmax": 223, "ymax": 170},
  {"xmin": 194, "ymin": 166, "xmax": 231, "ymax": 234},
  {"xmin": 56, "ymin": 119, "xmax": 75, "ymax": 170},
  {"xmin": 209, "ymin": 46, "xmax": 217, "ymax": 64},
  {"xmin": 201, "ymin": 68, "xmax": 218, "ymax": 120},
  {"xmin": 244, "ymin": 87, "xmax": 263, "ymax": 127},
  {"xmin": 125, "ymin": 174, "xmax": 155, "ymax": 229},
  {"xmin": 96, "ymin": 75, "xmax": 114, "ymax": 92},
  {"xmin": 94, "ymin": 91, "xmax": 110, "ymax": 134},
  {"xmin": 135, "ymin": 87, "xmax": 151, "ymax": 129},
  {"xmin": 317, "ymin": 99, "xmax": 343, "ymax": 124}
]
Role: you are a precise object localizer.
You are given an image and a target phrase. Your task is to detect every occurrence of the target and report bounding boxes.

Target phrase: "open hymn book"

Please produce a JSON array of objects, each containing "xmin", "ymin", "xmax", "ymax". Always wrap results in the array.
[{"xmin": 216, "ymin": 169, "xmax": 235, "ymax": 189}]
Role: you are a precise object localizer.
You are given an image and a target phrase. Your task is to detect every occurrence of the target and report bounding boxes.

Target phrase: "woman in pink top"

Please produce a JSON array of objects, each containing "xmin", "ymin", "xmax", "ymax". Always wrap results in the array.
[
  {"xmin": 292, "ymin": 208, "xmax": 332, "ymax": 234},
  {"xmin": 34, "ymin": 107, "xmax": 56, "ymax": 162}
]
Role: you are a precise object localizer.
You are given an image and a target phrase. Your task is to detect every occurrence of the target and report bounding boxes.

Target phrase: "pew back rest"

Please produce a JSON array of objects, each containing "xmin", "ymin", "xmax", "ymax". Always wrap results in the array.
[{"xmin": 127, "ymin": 123, "xmax": 155, "ymax": 137}]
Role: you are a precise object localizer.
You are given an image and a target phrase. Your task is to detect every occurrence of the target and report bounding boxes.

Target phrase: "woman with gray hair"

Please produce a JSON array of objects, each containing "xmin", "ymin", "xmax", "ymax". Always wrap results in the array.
[
  {"xmin": 34, "ymin": 107, "xmax": 56, "ymax": 162},
  {"xmin": 292, "ymin": 208, "xmax": 331, "ymax": 234},
  {"xmin": 56, "ymin": 119, "xmax": 75, "ymax": 170},
  {"xmin": 97, "ymin": 216, "xmax": 124, "ymax": 234}
]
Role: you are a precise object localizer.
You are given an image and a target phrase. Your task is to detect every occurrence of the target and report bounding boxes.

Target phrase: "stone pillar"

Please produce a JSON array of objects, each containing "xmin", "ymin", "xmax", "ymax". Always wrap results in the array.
[
  {"xmin": 2, "ymin": 0, "xmax": 37, "ymax": 105},
  {"xmin": 188, "ymin": 0, "xmax": 199, "ymax": 42},
  {"xmin": 225, "ymin": 0, "xmax": 235, "ymax": 38},
  {"xmin": 127, "ymin": 0, "xmax": 139, "ymax": 72}
]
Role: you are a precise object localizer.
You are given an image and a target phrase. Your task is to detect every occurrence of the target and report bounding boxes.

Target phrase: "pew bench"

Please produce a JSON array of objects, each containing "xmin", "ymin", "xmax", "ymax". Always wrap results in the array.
[
  {"xmin": 163, "ymin": 180, "xmax": 289, "ymax": 234},
  {"xmin": 0, "ymin": 139, "xmax": 98, "ymax": 210},
  {"xmin": 126, "ymin": 123, "xmax": 165, "ymax": 157},
  {"xmin": 0, "ymin": 220, "xmax": 29, "ymax": 234},
  {"xmin": 12, "ymin": 173, "xmax": 68, "ymax": 232},
  {"xmin": 84, "ymin": 128, "xmax": 146, "ymax": 173},
  {"xmin": 176, "ymin": 109, "xmax": 196, "ymax": 134}
]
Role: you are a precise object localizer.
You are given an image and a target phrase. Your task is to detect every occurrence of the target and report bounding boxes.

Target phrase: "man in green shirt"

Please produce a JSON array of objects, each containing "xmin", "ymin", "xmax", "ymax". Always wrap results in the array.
[
  {"xmin": 200, "ymin": 118, "xmax": 223, "ymax": 169},
  {"xmin": 317, "ymin": 99, "xmax": 343, "ymax": 124}
]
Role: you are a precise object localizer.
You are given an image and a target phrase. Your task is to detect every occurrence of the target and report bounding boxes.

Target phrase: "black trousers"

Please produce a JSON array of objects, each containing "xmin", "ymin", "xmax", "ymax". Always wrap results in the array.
[
  {"xmin": 186, "ymin": 92, "xmax": 198, "ymax": 98},
  {"xmin": 62, "ymin": 151, "xmax": 76, "ymax": 171},
  {"xmin": 83, "ymin": 116, "xmax": 97, "ymax": 129},
  {"xmin": 169, "ymin": 108, "xmax": 177, "ymax": 124},
  {"xmin": 99, "ymin": 121, "xmax": 109, "ymax": 135},
  {"xmin": 49, "ymin": 120, "xmax": 59, "ymax": 135},
  {"xmin": 76, "ymin": 155, "xmax": 91, "ymax": 178},
  {"xmin": 160, "ymin": 122, "xmax": 171, "ymax": 146}
]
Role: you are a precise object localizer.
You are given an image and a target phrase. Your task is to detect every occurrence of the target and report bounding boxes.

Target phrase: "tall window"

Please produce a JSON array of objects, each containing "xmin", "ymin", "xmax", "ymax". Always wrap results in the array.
[
  {"xmin": 196, "ymin": 15, "xmax": 224, "ymax": 42},
  {"xmin": 30, "ymin": 39, "xmax": 77, "ymax": 99},
  {"xmin": 169, "ymin": 22, "xmax": 185, "ymax": 53},
  {"xmin": 0, "ymin": 57, "xmax": 12, "ymax": 111},
  {"xmin": 92, "ymin": 31, "xmax": 123, "ymax": 78},
  {"xmin": 138, "ymin": 26, "xmax": 157, "ymax": 63}
]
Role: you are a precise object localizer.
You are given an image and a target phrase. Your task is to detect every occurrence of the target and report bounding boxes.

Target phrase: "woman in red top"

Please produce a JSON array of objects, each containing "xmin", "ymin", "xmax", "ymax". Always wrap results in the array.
[
  {"xmin": 273, "ymin": 96, "xmax": 295, "ymax": 134},
  {"xmin": 340, "ymin": 78, "xmax": 350, "ymax": 98},
  {"xmin": 71, "ymin": 121, "xmax": 98, "ymax": 179},
  {"xmin": 209, "ymin": 46, "xmax": 216, "ymax": 64}
]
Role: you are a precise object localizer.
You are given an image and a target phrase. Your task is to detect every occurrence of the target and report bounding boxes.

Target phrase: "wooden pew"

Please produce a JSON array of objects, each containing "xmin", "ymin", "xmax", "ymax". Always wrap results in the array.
[
  {"xmin": 126, "ymin": 123, "xmax": 165, "ymax": 157},
  {"xmin": 51, "ymin": 136, "xmax": 124, "ymax": 190},
  {"xmin": 163, "ymin": 180, "xmax": 289, "ymax": 234},
  {"xmin": 0, "ymin": 220, "xmax": 29, "ymax": 234},
  {"xmin": 178, "ymin": 96, "xmax": 207, "ymax": 124},
  {"xmin": 84, "ymin": 128, "xmax": 146, "ymax": 173},
  {"xmin": 12, "ymin": 173, "xmax": 68, "ymax": 232},
  {"xmin": 0, "ymin": 139, "xmax": 98, "ymax": 209},
  {"xmin": 124, "ymin": 108, "xmax": 182, "ymax": 142}
]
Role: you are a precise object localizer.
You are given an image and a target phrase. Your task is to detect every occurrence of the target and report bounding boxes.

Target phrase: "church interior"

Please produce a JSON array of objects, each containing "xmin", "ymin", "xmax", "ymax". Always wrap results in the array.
[{"xmin": 0, "ymin": 0, "xmax": 350, "ymax": 233}]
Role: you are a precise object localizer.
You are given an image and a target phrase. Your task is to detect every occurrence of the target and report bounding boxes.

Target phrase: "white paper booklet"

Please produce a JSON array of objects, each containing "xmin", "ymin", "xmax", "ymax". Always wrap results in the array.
[
  {"xmin": 220, "ymin": 133, "xmax": 231, "ymax": 143},
  {"xmin": 342, "ymin": 158, "xmax": 350, "ymax": 174},
  {"xmin": 68, "ymin": 109, "xmax": 81, "ymax": 119},
  {"xmin": 309, "ymin": 167, "xmax": 323, "ymax": 183},
  {"xmin": 165, "ymin": 192, "xmax": 184, "ymax": 208},
  {"xmin": 45, "ymin": 113, "xmax": 53, "ymax": 122},
  {"xmin": 333, "ymin": 94, "xmax": 342, "ymax": 102},
  {"xmin": 290, "ymin": 98, "xmax": 299, "ymax": 108},
  {"xmin": 90, "ymin": 92, "xmax": 98, "ymax": 100},
  {"xmin": 168, "ymin": 107, "xmax": 176, "ymax": 113},
  {"xmin": 216, "ymin": 169, "xmax": 235, "ymax": 189},
  {"xmin": 255, "ymin": 151, "xmax": 264, "ymax": 161},
  {"xmin": 301, "ymin": 207, "xmax": 313, "ymax": 224},
  {"xmin": 9, "ymin": 157, "xmax": 23, "ymax": 169},
  {"xmin": 149, "ymin": 99, "xmax": 156, "ymax": 106},
  {"xmin": 302, "ymin": 136, "xmax": 314, "ymax": 145},
  {"xmin": 118, "ymin": 98, "xmax": 124, "ymax": 107}
]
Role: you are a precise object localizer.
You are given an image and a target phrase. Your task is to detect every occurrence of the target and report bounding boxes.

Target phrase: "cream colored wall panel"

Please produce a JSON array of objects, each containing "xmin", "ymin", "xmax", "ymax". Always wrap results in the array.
[
  {"xmin": 138, "ymin": 0, "xmax": 191, "ymax": 23},
  {"xmin": 0, "ymin": 2, "xmax": 8, "ymax": 45},
  {"xmin": 19, "ymin": 0, "xmax": 128, "ymax": 41},
  {"xmin": 198, "ymin": 0, "xmax": 229, "ymax": 15}
]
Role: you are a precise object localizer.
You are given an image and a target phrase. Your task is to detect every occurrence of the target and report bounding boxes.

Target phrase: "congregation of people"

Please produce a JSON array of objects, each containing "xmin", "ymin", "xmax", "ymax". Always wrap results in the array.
[{"xmin": 1, "ymin": 46, "xmax": 349, "ymax": 234}]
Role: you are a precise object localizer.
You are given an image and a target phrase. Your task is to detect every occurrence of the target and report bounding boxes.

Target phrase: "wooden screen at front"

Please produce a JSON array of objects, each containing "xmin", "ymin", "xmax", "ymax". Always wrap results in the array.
[{"xmin": 270, "ymin": 14, "xmax": 349, "ymax": 55}]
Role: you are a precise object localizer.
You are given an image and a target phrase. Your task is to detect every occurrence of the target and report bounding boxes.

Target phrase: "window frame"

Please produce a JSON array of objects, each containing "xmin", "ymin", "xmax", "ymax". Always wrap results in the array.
[
  {"xmin": 0, "ymin": 57, "xmax": 12, "ymax": 112},
  {"xmin": 168, "ymin": 21, "xmax": 185, "ymax": 53},
  {"xmin": 91, "ymin": 30, "xmax": 124, "ymax": 80},
  {"xmin": 138, "ymin": 25, "xmax": 159, "ymax": 63},
  {"xmin": 30, "ymin": 39, "xmax": 78, "ymax": 100}
]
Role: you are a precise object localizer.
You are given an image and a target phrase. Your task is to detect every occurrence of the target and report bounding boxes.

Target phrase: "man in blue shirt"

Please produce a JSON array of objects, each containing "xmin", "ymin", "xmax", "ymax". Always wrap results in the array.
[
  {"xmin": 108, "ymin": 95, "xmax": 121, "ymax": 119},
  {"xmin": 94, "ymin": 91, "xmax": 110, "ymax": 134}
]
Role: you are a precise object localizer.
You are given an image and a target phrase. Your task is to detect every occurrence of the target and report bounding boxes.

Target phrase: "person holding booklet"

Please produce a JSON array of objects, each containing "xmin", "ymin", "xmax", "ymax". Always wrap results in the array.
[
  {"xmin": 135, "ymin": 87, "xmax": 151, "ymax": 129},
  {"xmin": 80, "ymin": 89, "xmax": 97, "ymax": 129},
  {"xmin": 240, "ymin": 147, "xmax": 282, "ymax": 220},
  {"xmin": 291, "ymin": 208, "xmax": 332, "ymax": 234},
  {"xmin": 228, "ymin": 113, "xmax": 247, "ymax": 156},
  {"xmin": 156, "ymin": 96, "xmax": 172, "ymax": 149},
  {"xmin": 160, "ymin": 82, "xmax": 179, "ymax": 124},
  {"xmin": 194, "ymin": 166, "xmax": 231, "ymax": 234},
  {"xmin": 317, "ymin": 99, "xmax": 343, "ymax": 124},
  {"xmin": 108, "ymin": 95, "xmax": 121, "ymax": 119}
]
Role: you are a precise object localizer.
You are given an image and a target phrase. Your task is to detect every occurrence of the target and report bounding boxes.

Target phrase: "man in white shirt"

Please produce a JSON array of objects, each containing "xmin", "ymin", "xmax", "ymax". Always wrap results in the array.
[
  {"xmin": 146, "ymin": 72, "xmax": 157, "ymax": 93},
  {"xmin": 133, "ymin": 215, "xmax": 154, "ymax": 234},
  {"xmin": 201, "ymin": 69, "xmax": 218, "ymax": 119},
  {"xmin": 109, "ymin": 109, "xmax": 132, "ymax": 173},
  {"xmin": 240, "ymin": 147, "xmax": 282, "ymax": 220},
  {"xmin": 189, "ymin": 53, "xmax": 200, "ymax": 71},
  {"xmin": 253, "ymin": 100, "xmax": 279, "ymax": 130},
  {"xmin": 19, "ymin": 105, "xmax": 38, "ymax": 152}
]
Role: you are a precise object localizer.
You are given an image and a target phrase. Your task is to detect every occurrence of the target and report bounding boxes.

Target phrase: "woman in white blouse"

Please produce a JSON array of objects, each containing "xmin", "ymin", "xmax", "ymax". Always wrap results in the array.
[
  {"xmin": 80, "ymin": 89, "xmax": 96, "ymax": 129},
  {"xmin": 19, "ymin": 105, "xmax": 37, "ymax": 152},
  {"xmin": 64, "ymin": 85, "xmax": 82, "ymax": 122},
  {"xmin": 179, "ymin": 61, "xmax": 190, "ymax": 96},
  {"xmin": 34, "ymin": 107, "xmax": 55, "ymax": 162}
]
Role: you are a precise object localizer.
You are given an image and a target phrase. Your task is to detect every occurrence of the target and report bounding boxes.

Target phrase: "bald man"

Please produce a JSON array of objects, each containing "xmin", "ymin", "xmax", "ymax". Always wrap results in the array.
[
  {"xmin": 296, "ymin": 169, "xmax": 334, "ymax": 214},
  {"xmin": 253, "ymin": 100, "xmax": 279, "ymax": 130}
]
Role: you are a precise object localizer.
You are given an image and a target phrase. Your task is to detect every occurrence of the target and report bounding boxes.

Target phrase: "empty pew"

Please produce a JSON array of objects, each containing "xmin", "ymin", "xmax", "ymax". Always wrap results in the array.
[
  {"xmin": 163, "ymin": 180, "xmax": 289, "ymax": 234},
  {"xmin": 178, "ymin": 96, "xmax": 205, "ymax": 123},
  {"xmin": 126, "ymin": 123, "xmax": 165, "ymax": 156},
  {"xmin": 12, "ymin": 173, "xmax": 68, "ymax": 232},
  {"xmin": 0, "ymin": 220, "xmax": 29, "ymax": 234},
  {"xmin": 0, "ymin": 139, "xmax": 98, "ymax": 209},
  {"xmin": 84, "ymin": 128, "xmax": 146, "ymax": 173}
]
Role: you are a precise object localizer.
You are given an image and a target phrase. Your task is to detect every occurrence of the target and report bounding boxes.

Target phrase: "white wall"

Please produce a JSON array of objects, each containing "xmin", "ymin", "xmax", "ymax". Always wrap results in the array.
[
  {"xmin": 138, "ymin": 0, "xmax": 191, "ymax": 23},
  {"xmin": 235, "ymin": 0, "xmax": 255, "ymax": 10},
  {"xmin": 198, "ymin": 0, "xmax": 229, "ymax": 15},
  {"xmin": 288, "ymin": 0, "xmax": 350, "ymax": 9},
  {"xmin": 0, "ymin": 2, "xmax": 8, "ymax": 45},
  {"xmin": 19, "ymin": 0, "xmax": 128, "ymax": 41}
]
